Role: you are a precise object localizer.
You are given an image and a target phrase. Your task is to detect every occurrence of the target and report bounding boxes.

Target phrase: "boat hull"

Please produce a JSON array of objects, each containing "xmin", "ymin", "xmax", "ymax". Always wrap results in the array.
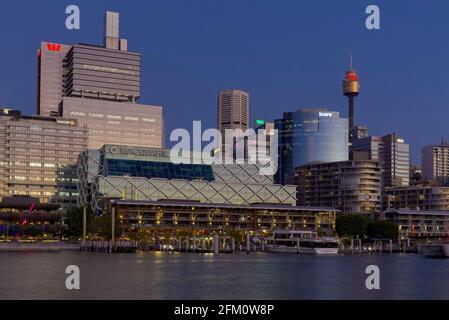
[
  {"xmin": 421, "ymin": 244, "xmax": 449, "ymax": 258},
  {"xmin": 266, "ymin": 246, "xmax": 339, "ymax": 255}
]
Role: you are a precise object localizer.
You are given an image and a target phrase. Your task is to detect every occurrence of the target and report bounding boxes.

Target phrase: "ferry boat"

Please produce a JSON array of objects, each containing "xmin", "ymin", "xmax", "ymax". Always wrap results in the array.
[
  {"xmin": 266, "ymin": 230, "xmax": 339, "ymax": 254},
  {"xmin": 420, "ymin": 242, "xmax": 449, "ymax": 258}
]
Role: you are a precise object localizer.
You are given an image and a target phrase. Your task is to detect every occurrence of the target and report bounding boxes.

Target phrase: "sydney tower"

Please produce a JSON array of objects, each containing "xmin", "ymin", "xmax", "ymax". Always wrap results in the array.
[{"xmin": 343, "ymin": 54, "xmax": 360, "ymax": 144}]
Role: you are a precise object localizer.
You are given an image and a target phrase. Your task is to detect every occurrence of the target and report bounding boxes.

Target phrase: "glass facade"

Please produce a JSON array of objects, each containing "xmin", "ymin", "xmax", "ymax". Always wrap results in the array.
[
  {"xmin": 274, "ymin": 114, "xmax": 293, "ymax": 184},
  {"xmin": 276, "ymin": 109, "xmax": 348, "ymax": 183},
  {"xmin": 105, "ymin": 159, "xmax": 215, "ymax": 181},
  {"xmin": 77, "ymin": 144, "xmax": 285, "ymax": 213},
  {"xmin": 291, "ymin": 109, "xmax": 348, "ymax": 168}
]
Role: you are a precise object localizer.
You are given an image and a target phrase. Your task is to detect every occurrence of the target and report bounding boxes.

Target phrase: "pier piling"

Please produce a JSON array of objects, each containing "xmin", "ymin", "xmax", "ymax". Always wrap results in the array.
[{"xmin": 213, "ymin": 234, "xmax": 219, "ymax": 255}]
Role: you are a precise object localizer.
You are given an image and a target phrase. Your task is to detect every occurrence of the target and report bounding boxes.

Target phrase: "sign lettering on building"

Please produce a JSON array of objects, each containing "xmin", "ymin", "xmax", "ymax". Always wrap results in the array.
[{"xmin": 105, "ymin": 145, "xmax": 169, "ymax": 158}]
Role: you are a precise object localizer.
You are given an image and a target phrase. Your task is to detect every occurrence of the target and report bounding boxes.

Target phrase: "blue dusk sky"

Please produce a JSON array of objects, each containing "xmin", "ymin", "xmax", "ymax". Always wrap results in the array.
[{"xmin": 0, "ymin": 0, "xmax": 448, "ymax": 164}]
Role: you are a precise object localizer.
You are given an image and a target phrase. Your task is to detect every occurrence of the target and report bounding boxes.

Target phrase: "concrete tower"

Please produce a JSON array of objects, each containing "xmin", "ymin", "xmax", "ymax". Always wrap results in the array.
[{"xmin": 343, "ymin": 53, "xmax": 360, "ymax": 144}]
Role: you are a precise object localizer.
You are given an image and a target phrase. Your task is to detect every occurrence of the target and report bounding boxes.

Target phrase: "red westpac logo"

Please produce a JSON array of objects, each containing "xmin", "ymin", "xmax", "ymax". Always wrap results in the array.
[{"xmin": 47, "ymin": 43, "xmax": 61, "ymax": 52}]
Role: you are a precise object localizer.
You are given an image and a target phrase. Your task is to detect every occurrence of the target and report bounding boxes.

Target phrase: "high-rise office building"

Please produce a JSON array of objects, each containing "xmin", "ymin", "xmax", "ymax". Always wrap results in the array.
[
  {"xmin": 217, "ymin": 90, "xmax": 249, "ymax": 159},
  {"xmin": 0, "ymin": 109, "xmax": 88, "ymax": 206},
  {"xmin": 352, "ymin": 133, "xmax": 410, "ymax": 187},
  {"xmin": 37, "ymin": 42, "xmax": 72, "ymax": 116},
  {"xmin": 37, "ymin": 11, "xmax": 163, "ymax": 149},
  {"xmin": 61, "ymin": 97, "xmax": 163, "ymax": 149},
  {"xmin": 287, "ymin": 160, "xmax": 382, "ymax": 214},
  {"xmin": 275, "ymin": 108, "xmax": 348, "ymax": 184},
  {"xmin": 422, "ymin": 141, "xmax": 449, "ymax": 186},
  {"xmin": 64, "ymin": 43, "xmax": 141, "ymax": 102},
  {"xmin": 37, "ymin": 12, "xmax": 138, "ymax": 113}
]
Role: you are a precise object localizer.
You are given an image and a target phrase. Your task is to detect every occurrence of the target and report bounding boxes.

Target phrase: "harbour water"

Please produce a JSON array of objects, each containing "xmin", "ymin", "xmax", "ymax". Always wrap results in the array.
[{"xmin": 0, "ymin": 251, "xmax": 448, "ymax": 300}]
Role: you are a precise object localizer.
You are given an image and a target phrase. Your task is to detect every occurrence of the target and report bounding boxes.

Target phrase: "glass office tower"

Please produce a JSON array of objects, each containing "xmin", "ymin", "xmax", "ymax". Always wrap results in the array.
[
  {"xmin": 292, "ymin": 109, "xmax": 348, "ymax": 167},
  {"xmin": 276, "ymin": 108, "xmax": 348, "ymax": 183}
]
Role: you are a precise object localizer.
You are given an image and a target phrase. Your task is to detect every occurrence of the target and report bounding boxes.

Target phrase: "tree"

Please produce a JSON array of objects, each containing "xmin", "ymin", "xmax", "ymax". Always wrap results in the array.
[
  {"xmin": 66, "ymin": 207, "xmax": 94, "ymax": 238},
  {"xmin": 91, "ymin": 214, "xmax": 121, "ymax": 240},
  {"xmin": 227, "ymin": 230, "xmax": 245, "ymax": 243},
  {"xmin": 367, "ymin": 220, "xmax": 398, "ymax": 239},
  {"xmin": 336, "ymin": 214, "xmax": 369, "ymax": 238},
  {"xmin": 23, "ymin": 225, "xmax": 43, "ymax": 237}
]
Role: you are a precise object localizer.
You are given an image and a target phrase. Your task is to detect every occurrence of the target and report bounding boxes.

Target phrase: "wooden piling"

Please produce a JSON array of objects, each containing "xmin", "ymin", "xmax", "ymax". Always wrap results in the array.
[{"xmin": 213, "ymin": 234, "xmax": 219, "ymax": 255}]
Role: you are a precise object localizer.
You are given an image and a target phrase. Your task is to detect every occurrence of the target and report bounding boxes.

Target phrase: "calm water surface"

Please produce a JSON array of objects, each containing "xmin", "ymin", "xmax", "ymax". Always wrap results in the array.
[{"xmin": 0, "ymin": 251, "xmax": 448, "ymax": 300}]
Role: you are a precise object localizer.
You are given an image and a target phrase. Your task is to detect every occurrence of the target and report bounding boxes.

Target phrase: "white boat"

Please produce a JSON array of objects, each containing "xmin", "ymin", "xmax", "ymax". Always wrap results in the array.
[
  {"xmin": 420, "ymin": 242, "xmax": 449, "ymax": 258},
  {"xmin": 266, "ymin": 230, "xmax": 339, "ymax": 254}
]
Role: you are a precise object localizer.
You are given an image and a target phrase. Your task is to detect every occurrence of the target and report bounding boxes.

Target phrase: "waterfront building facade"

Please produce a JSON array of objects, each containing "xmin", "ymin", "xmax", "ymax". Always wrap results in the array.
[
  {"xmin": 287, "ymin": 160, "xmax": 382, "ymax": 214},
  {"xmin": 0, "ymin": 109, "xmax": 88, "ymax": 207},
  {"xmin": 422, "ymin": 142, "xmax": 449, "ymax": 186},
  {"xmin": 275, "ymin": 108, "xmax": 348, "ymax": 184},
  {"xmin": 385, "ymin": 208, "xmax": 449, "ymax": 240},
  {"xmin": 77, "ymin": 145, "xmax": 296, "ymax": 214},
  {"xmin": 352, "ymin": 133, "xmax": 410, "ymax": 187},
  {"xmin": 110, "ymin": 199, "xmax": 338, "ymax": 235},
  {"xmin": 0, "ymin": 196, "xmax": 62, "ymax": 239},
  {"xmin": 383, "ymin": 184, "xmax": 449, "ymax": 211}
]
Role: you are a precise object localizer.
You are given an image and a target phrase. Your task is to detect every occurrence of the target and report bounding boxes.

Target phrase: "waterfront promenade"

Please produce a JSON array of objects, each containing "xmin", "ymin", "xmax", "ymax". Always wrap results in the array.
[
  {"xmin": 0, "ymin": 241, "xmax": 80, "ymax": 252},
  {"xmin": 0, "ymin": 238, "xmax": 421, "ymax": 254}
]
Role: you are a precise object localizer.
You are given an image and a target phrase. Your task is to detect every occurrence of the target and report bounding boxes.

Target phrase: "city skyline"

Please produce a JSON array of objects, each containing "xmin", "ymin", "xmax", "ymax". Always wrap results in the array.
[
  {"xmin": 2, "ymin": 2, "xmax": 449, "ymax": 303},
  {"xmin": 1, "ymin": 0, "xmax": 449, "ymax": 163}
]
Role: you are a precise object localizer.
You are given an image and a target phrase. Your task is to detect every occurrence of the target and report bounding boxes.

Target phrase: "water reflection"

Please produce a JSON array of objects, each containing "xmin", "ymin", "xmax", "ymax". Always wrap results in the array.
[{"xmin": 0, "ymin": 252, "xmax": 448, "ymax": 300}]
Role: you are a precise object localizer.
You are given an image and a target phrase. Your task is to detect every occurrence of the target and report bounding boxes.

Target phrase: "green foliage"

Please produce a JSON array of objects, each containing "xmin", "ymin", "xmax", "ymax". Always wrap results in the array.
[
  {"xmin": 367, "ymin": 220, "xmax": 398, "ymax": 239},
  {"xmin": 336, "ymin": 214, "xmax": 399, "ymax": 240},
  {"xmin": 23, "ymin": 225, "xmax": 43, "ymax": 237},
  {"xmin": 227, "ymin": 229, "xmax": 245, "ymax": 242},
  {"xmin": 336, "ymin": 214, "xmax": 369, "ymax": 238},
  {"xmin": 91, "ymin": 214, "xmax": 120, "ymax": 240},
  {"xmin": 66, "ymin": 207, "xmax": 94, "ymax": 238}
]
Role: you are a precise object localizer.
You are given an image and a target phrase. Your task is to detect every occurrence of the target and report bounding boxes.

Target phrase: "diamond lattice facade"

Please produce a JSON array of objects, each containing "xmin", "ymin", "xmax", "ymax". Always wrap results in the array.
[{"xmin": 77, "ymin": 145, "xmax": 297, "ymax": 213}]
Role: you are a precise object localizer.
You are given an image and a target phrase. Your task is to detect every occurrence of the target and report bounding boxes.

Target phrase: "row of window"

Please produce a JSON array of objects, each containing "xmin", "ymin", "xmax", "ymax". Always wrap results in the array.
[
  {"xmin": 9, "ymin": 190, "xmax": 78, "ymax": 197},
  {"xmin": 9, "ymin": 127, "xmax": 85, "ymax": 135},
  {"xmin": 69, "ymin": 111, "xmax": 157, "ymax": 123}
]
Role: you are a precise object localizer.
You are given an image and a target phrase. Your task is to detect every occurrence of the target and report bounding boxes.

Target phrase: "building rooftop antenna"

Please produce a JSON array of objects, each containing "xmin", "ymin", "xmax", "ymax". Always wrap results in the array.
[{"xmin": 349, "ymin": 51, "xmax": 353, "ymax": 70}]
